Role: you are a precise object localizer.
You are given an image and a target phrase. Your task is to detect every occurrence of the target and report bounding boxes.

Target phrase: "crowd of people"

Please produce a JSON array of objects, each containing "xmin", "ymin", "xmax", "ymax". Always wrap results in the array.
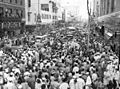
[{"xmin": 0, "ymin": 26, "xmax": 119, "ymax": 89}]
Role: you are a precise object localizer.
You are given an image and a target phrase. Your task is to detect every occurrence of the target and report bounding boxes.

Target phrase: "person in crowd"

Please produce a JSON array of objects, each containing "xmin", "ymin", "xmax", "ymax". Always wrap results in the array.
[{"xmin": 0, "ymin": 26, "xmax": 119, "ymax": 89}]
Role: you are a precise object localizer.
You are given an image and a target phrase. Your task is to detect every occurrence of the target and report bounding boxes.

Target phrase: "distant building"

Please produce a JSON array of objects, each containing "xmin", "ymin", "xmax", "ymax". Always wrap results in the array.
[
  {"xmin": 25, "ymin": 0, "xmax": 60, "ymax": 27},
  {"xmin": 0, "ymin": 0, "xmax": 25, "ymax": 37}
]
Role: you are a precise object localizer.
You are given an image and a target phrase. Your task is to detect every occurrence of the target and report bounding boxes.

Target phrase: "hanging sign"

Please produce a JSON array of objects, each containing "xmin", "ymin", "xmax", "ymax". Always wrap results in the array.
[{"xmin": 1, "ymin": 22, "xmax": 21, "ymax": 29}]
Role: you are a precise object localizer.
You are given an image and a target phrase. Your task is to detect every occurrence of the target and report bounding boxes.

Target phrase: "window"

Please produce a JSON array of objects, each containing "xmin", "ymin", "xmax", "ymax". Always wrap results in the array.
[
  {"xmin": 15, "ymin": 0, "xmax": 17, "ymax": 4},
  {"xmin": 16, "ymin": 9, "xmax": 19, "ymax": 17},
  {"xmin": 34, "ymin": 13, "xmax": 36, "ymax": 21},
  {"xmin": 97, "ymin": 1, "xmax": 98, "ymax": 4},
  {"xmin": 41, "ymin": 4, "xmax": 49, "ymax": 11},
  {"xmin": 46, "ymin": 15, "xmax": 48, "ymax": 19},
  {"xmin": 0, "ymin": 7, "xmax": 4, "ymax": 17},
  {"xmin": 20, "ymin": 0, "xmax": 23, "ymax": 5},
  {"xmin": 111, "ymin": 0, "xmax": 115, "ymax": 12},
  {"xmin": 28, "ymin": 0, "xmax": 31, "ymax": 7},
  {"xmin": 42, "ymin": 14, "xmax": 44, "ymax": 19},
  {"xmin": 20, "ymin": 10, "xmax": 23, "ymax": 18},
  {"xmin": 10, "ymin": 0, "xmax": 12, "ymax": 3},
  {"xmin": 107, "ymin": 0, "xmax": 109, "ymax": 14},
  {"xmin": 28, "ymin": 12, "xmax": 31, "ymax": 21},
  {"xmin": 0, "ymin": 0, "xmax": 3, "ymax": 2},
  {"xmin": 7, "ymin": 8, "xmax": 12, "ymax": 17},
  {"xmin": 45, "ymin": 14, "xmax": 46, "ymax": 19}
]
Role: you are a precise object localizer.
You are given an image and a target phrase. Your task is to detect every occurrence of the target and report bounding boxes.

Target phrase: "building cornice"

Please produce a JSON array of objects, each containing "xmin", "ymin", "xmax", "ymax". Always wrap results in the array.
[{"xmin": 0, "ymin": 2, "xmax": 25, "ymax": 8}]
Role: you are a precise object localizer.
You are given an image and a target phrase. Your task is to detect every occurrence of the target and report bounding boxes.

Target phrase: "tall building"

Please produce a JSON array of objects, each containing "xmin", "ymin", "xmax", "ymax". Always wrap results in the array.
[
  {"xmin": 25, "ymin": 0, "xmax": 60, "ymax": 27},
  {"xmin": 0, "ymin": 0, "xmax": 25, "ymax": 37},
  {"xmin": 93, "ymin": 0, "xmax": 120, "ymax": 33},
  {"xmin": 93, "ymin": 0, "xmax": 120, "ymax": 17}
]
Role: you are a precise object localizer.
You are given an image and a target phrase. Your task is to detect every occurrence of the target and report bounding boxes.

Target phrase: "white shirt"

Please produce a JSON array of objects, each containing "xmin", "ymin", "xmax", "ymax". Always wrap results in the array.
[
  {"xmin": 85, "ymin": 76, "xmax": 92, "ymax": 89},
  {"xmin": 86, "ymin": 76, "xmax": 92, "ymax": 85},
  {"xmin": 59, "ymin": 82, "xmax": 69, "ymax": 89},
  {"xmin": 92, "ymin": 73, "xmax": 98, "ymax": 82},
  {"xmin": 69, "ymin": 78, "xmax": 85, "ymax": 89},
  {"xmin": 73, "ymin": 67, "xmax": 79, "ymax": 73}
]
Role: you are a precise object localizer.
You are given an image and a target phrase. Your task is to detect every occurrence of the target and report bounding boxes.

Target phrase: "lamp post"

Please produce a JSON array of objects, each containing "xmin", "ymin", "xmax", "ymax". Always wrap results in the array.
[{"xmin": 36, "ymin": 0, "xmax": 41, "ymax": 35}]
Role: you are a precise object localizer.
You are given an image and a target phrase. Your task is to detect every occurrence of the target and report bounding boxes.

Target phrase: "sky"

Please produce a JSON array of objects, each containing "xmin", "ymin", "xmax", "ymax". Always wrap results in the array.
[{"xmin": 60, "ymin": 0, "xmax": 89, "ymax": 20}]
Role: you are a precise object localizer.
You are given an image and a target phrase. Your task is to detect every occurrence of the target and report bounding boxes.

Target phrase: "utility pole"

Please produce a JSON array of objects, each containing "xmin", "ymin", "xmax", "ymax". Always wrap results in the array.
[{"xmin": 87, "ymin": 0, "xmax": 91, "ymax": 49}]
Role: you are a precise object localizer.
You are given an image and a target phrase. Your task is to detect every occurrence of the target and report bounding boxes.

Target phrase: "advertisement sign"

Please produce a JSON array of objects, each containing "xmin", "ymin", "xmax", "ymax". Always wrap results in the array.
[{"xmin": 0, "ymin": 22, "xmax": 21, "ymax": 29}]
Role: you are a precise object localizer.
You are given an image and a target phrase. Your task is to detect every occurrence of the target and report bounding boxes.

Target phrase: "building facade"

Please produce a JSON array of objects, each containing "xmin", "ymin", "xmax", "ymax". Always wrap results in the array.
[
  {"xmin": 0, "ymin": 0, "xmax": 25, "ymax": 37},
  {"xmin": 93, "ymin": 0, "xmax": 120, "ymax": 17},
  {"xmin": 25, "ymin": 0, "xmax": 59, "ymax": 26},
  {"xmin": 93, "ymin": 0, "xmax": 120, "ymax": 31}
]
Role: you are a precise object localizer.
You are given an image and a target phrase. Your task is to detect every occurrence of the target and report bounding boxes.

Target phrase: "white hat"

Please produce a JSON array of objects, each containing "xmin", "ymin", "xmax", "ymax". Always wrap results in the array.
[
  {"xmin": 24, "ymin": 72, "xmax": 30, "ymax": 76},
  {"xmin": 73, "ymin": 75, "xmax": 77, "ymax": 79}
]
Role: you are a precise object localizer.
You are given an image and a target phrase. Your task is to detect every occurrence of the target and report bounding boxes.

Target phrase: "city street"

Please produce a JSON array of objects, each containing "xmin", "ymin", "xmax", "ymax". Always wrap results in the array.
[{"xmin": 0, "ymin": 0, "xmax": 120, "ymax": 89}]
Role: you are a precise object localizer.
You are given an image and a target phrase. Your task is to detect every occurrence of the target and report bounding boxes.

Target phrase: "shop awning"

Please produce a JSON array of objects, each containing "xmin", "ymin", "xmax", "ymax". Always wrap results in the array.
[
  {"xmin": 97, "ymin": 11, "xmax": 120, "ymax": 34},
  {"xmin": 98, "ymin": 11, "xmax": 120, "ymax": 22}
]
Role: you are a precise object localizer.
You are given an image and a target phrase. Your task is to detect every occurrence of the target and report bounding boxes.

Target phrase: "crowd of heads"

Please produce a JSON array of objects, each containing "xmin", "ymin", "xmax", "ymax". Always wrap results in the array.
[{"xmin": 0, "ymin": 27, "xmax": 119, "ymax": 89}]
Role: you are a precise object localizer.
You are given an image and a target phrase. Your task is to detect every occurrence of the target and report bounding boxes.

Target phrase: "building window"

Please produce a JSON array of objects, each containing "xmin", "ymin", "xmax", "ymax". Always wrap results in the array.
[
  {"xmin": 47, "ymin": 15, "xmax": 49, "ymax": 19},
  {"xmin": 5, "ymin": 8, "xmax": 12, "ymax": 17},
  {"xmin": 16, "ymin": 9, "xmax": 19, "ymax": 17},
  {"xmin": 44, "ymin": 14, "xmax": 46, "ymax": 19},
  {"xmin": 97, "ymin": 1, "xmax": 98, "ymax": 4},
  {"xmin": 0, "ymin": 7, "xmax": 4, "ymax": 17},
  {"xmin": 28, "ymin": 12, "xmax": 31, "ymax": 21},
  {"xmin": 15, "ymin": 0, "xmax": 17, "ymax": 4},
  {"xmin": 41, "ymin": 4, "xmax": 49, "ymax": 11},
  {"xmin": 20, "ymin": 10, "xmax": 23, "ymax": 18},
  {"xmin": 10, "ymin": 0, "xmax": 12, "ymax": 3},
  {"xmin": 42, "ymin": 14, "xmax": 44, "ymax": 19},
  {"xmin": 0, "ymin": 0, "xmax": 3, "ymax": 2},
  {"xmin": 111, "ymin": 0, "xmax": 115, "ymax": 12},
  {"xmin": 28, "ymin": 0, "xmax": 31, "ymax": 7},
  {"xmin": 34, "ymin": 13, "xmax": 36, "ymax": 21},
  {"xmin": 20, "ymin": 0, "xmax": 23, "ymax": 5},
  {"xmin": 107, "ymin": 0, "xmax": 109, "ymax": 14}
]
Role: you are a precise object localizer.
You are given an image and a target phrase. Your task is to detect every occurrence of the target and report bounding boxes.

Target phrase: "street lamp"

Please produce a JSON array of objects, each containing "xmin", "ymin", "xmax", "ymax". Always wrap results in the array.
[
  {"xmin": 36, "ymin": 0, "xmax": 41, "ymax": 34},
  {"xmin": 21, "ymin": 18, "xmax": 26, "ymax": 34}
]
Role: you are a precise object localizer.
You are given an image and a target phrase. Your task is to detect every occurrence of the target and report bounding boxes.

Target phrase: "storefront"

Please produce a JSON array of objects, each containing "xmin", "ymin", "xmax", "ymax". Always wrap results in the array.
[{"xmin": 0, "ymin": 17, "xmax": 24, "ymax": 38}]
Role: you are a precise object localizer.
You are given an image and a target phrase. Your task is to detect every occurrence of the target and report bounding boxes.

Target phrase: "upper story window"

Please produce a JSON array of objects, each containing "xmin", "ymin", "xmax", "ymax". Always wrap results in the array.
[
  {"xmin": 111, "ymin": 0, "xmax": 115, "ymax": 12},
  {"xmin": 28, "ymin": 12, "xmax": 31, "ymax": 21},
  {"xmin": 21, "ymin": 10, "xmax": 23, "ymax": 18},
  {"xmin": 28, "ymin": 0, "xmax": 31, "ymax": 7},
  {"xmin": 0, "ymin": 7, "xmax": 4, "ymax": 17},
  {"xmin": 15, "ymin": 0, "xmax": 17, "ymax": 4},
  {"xmin": 41, "ymin": 4, "xmax": 49, "ymax": 11},
  {"xmin": 5, "ymin": 8, "xmax": 12, "ymax": 17},
  {"xmin": 20, "ymin": 0, "xmax": 23, "ymax": 5},
  {"xmin": 10, "ymin": 0, "xmax": 12, "ymax": 3},
  {"xmin": 0, "ymin": 0, "xmax": 3, "ymax": 2}
]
